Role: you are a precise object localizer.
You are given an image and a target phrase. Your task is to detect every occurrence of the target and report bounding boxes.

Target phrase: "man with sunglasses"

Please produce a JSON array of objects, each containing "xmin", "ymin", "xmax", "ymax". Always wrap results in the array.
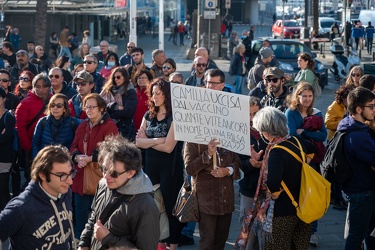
[
  {"xmin": 0, "ymin": 69, "xmax": 19, "ymax": 111},
  {"xmin": 260, "ymin": 67, "xmax": 290, "ymax": 112},
  {"xmin": 83, "ymin": 54, "xmax": 105, "ymax": 94},
  {"xmin": 9, "ymin": 50, "xmax": 44, "ymax": 91},
  {"xmin": 31, "ymin": 45, "xmax": 53, "ymax": 72},
  {"xmin": 78, "ymin": 135, "xmax": 159, "ymax": 250},
  {"xmin": 0, "ymin": 145, "xmax": 76, "ymax": 249},
  {"xmin": 119, "ymin": 42, "xmax": 135, "ymax": 67},
  {"xmin": 186, "ymin": 56, "xmax": 207, "ymax": 87},
  {"xmin": 336, "ymin": 87, "xmax": 375, "ymax": 250},
  {"xmin": 69, "ymin": 70, "xmax": 95, "ymax": 121},
  {"xmin": 49, "ymin": 67, "xmax": 77, "ymax": 99}
]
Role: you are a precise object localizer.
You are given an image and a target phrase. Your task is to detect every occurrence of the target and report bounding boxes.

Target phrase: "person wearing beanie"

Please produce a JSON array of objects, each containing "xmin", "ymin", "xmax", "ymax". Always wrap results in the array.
[{"xmin": 247, "ymin": 47, "xmax": 275, "ymax": 90}]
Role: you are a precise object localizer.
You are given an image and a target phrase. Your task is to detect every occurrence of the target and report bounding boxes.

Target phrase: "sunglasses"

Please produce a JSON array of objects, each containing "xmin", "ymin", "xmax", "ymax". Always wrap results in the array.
[
  {"xmin": 83, "ymin": 61, "xmax": 95, "ymax": 64},
  {"xmin": 75, "ymin": 81, "xmax": 88, "ymax": 86},
  {"xmin": 196, "ymin": 63, "xmax": 207, "ymax": 67},
  {"xmin": 0, "ymin": 78, "xmax": 9, "ymax": 83},
  {"xmin": 266, "ymin": 78, "xmax": 279, "ymax": 83},
  {"xmin": 100, "ymin": 166, "xmax": 127, "ymax": 178},
  {"xmin": 19, "ymin": 77, "xmax": 30, "ymax": 82},
  {"xmin": 127, "ymin": 46, "xmax": 134, "ymax": 48},
  {"xmin": 50, "ymin": 103, "xmax": 64, "ymax": 109},
  {"xmin": 114, "ymin": 75, "xmax": 123, "ymax": 80},
  {"xmin": 49, "ymin": 74, "xmax": 61, "ymax": 79},
  {"xmin": 163, "ymin": 65, "xmax": 172, "ymax": 70},
  {"xmin": 351, "ymin": 73, "xmax": 361, "ymax": 77}
]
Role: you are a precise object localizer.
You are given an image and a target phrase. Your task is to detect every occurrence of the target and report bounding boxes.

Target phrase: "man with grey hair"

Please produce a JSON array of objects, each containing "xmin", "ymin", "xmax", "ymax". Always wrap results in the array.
[
  {"xmin": 97, "ymin": 40, "xmax": 112, "ymax": 62},
  {"xmin": 83, "ymin": 54, "xmax": 105, "ymax": 93},
  {"xmin": 48, "ymin": 67, "xmax": 77, "ymax": 99},
  {"xmin": 32, "ymin": 45, "xmax": 53, "ymax": 72},
  {"xmin": 169, "ymin": 72, "xmax": 184, "ymax": 84},
  {"xmin": 150, "ymin": 49, "xmax": 166, "ymax": 77}
]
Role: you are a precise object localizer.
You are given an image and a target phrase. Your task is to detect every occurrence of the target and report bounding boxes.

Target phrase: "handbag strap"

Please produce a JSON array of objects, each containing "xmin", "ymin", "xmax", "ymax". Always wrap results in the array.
[
  {"xmin": 83, "ymin": 131, "xmax": 88, "ymax": 155},
  {"xmin": 26, "ymin": 99, "xmax": 49, "ymax": 130}
]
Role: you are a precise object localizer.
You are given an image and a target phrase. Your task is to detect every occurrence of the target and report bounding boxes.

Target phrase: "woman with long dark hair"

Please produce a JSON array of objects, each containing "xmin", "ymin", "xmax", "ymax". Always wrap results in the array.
[
  {"xmin": 100, "ymin": 67, "xmax": 137, "ymax": 140},
  {"xmin": 135, "ymin": 79, "xmax": 185, "ymax": 250}
]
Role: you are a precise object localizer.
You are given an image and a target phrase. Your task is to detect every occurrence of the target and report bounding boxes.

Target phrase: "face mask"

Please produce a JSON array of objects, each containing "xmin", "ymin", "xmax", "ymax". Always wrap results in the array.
[
  {"xmin": 107, "ymin": 61, "xmax": 115, "ymax": 68},
  {"xmin": 241, "ymin": 36, "xmax": 246, "ymax": 40}
]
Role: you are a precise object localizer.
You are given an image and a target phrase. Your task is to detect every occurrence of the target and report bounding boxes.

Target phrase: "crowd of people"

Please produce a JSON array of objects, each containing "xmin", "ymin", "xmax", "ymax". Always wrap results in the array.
[{"xmin": 0, "ymin": 22, "xmax": 373, "ymax": 250}]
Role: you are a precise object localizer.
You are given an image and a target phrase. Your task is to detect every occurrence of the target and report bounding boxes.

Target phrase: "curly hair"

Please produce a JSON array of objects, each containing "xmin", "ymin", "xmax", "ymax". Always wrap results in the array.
[
  {"xmin": 288, "ymin": 81, "xmax": 315, "ymax": 115},
  {"xmin": 147, "ymin": 78, "xmax": 172, "ymax": 118},
  {"xmin": 335, "ymin": 84, "xmax": 355, "ymax": 104},
  {"xmin": 102, "ymin": 67, "xmax": 131, "ymax": 94}
]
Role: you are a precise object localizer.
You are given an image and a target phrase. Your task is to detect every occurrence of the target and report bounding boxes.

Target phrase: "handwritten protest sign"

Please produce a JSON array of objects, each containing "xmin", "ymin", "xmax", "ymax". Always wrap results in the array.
[{"xmin": 171, "ymin": 83, "xmax": 250, "ymax": 155}]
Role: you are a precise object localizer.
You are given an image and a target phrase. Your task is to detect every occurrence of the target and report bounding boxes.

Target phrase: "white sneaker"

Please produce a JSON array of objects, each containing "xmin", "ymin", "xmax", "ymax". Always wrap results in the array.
[{"xmin": 310, "ymin": 232, "xmax": 320, "ymax": 247}]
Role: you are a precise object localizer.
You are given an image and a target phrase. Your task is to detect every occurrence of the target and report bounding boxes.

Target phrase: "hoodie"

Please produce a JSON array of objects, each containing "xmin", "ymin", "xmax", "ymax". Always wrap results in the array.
[
  {"xmin": 79, "ymin": 169, "xmax": 159, "ymax": 250},
  {"xmin": 0, "ymin": 181, "xmax": 74, "ymax": 249},
  {"xmin": 337, "ymin": 116, "xmax": 375, "ymax": 193}
]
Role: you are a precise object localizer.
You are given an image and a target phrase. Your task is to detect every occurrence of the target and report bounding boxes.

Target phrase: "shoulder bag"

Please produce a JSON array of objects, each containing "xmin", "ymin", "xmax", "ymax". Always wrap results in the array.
[{"xmin": 82, "ymin": 131, "xmax": 103, "ymax": 195}]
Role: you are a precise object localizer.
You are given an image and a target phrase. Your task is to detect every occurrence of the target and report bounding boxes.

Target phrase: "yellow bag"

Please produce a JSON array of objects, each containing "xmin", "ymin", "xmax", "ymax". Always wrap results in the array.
[{"xmin": 273, "ymin": 137, "xmax": 331, "ymax": 224}]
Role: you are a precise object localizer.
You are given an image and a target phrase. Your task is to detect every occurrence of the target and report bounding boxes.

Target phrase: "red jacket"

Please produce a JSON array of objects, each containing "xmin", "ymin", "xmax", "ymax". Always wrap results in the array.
[
  {"xmin": 15, "ymin": 91, "xmax": 52, "ymax": 151},
  {"xmin": 133, "ymin": 87, "xmax": 148, "ymax": 130},
  {"xmin": 70, "ymin": 112, "xmax": 118, "ymax": 195}
]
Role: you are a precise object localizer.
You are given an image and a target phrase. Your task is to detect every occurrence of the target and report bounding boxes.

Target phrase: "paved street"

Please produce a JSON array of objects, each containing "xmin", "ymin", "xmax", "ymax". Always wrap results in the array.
[{"xmin": 3, "ymin": 23, "xmax": 374, "ymax": 249}]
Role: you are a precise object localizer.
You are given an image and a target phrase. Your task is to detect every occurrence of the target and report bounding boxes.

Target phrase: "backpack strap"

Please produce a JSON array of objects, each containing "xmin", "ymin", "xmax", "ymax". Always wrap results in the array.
[{"xmin": 273, "ymin": 137, "xmax": 306, "ymax": 209}]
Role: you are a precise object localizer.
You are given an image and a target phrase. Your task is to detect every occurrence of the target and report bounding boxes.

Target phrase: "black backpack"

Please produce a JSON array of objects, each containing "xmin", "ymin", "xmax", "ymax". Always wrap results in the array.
[{"xmin": 320, "ymin": 130, "xmax": 353, "ymax": 185}]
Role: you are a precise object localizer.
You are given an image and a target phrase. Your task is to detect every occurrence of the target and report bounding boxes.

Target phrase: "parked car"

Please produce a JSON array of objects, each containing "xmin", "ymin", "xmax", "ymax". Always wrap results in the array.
[
  {"xmin": 318, "ymin": 17, "xmax": 336, "ymax": 38},
  {"xmin": 247, "ymin": 39, "xmax": 328, "ymax": 88},
  {"xmin": 272, "ymin": 20, "xmax": 301, "ymax": 39}
]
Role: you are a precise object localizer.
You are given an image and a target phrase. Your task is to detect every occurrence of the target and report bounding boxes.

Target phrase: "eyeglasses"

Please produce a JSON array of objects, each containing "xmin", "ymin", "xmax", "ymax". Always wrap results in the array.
[
  {"xmin": 50, "ymin": 103, "xmax": 64, "ymax": 109},
  {"xmin": 114, "ymin": 75, "xmax": 123, "ymax": 80},
  {"xmin": 205, "ymin": 81, "xmax": 223, "ymax": 85},
  {"xmin": 83, "ymin": 105, "xmax": 98, "ymax": 110},
  {"xmin": 351, "ymin": 73, "xmax": 361, "ymax": 77},
  {"xmin": 83, "ymin": 61, "xmax": 96, "ymax": 64},
  {"xmin": 0, "ymin": 78, "xmax": 9, "ymax": 83},
  {"xmin": 100, "ymin": 166, "xmax": 127, "ymax": 178},
  {"xmin": 137, "ymin": 76, "xmax": 148, "ymax": 80},
  {"xmin": 75, "ymin": 81, "xmax": 88, "ymax": 86},
  {"xmin": 196, "ymin": 63, "xmax": 207, "ymax": 67},
  {"xmin": 265, "ymin": 78, "xmax": 279, "ymax": 83},
  {"xmin": 50, "ymin": 169, "xmax": 77, "ymax": 182},
  {"xmin": 49, "ymin": 74, "xmax": 61, "ymax": 79},
  {"xmin": 363, "ymin": 104, "xmax": 375, "ymax": 109},
  {"xmin": 163, "ymin": 65, "xmax": 172, "ymax": 70},
  {"xmin": 19, "ymin": 77, "xmax": 30, "ymax": 82}
]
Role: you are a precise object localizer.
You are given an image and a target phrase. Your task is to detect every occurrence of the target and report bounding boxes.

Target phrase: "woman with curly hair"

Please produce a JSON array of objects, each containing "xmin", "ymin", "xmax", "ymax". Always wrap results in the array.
[
  {"xmin": 344, "ymin": 66, "xmax": 363, "ymax": 87},
  {"xmin": 14, "ymin": 70, "xmax": 34, "ymax": 100},
  {"xmin": 70, "ymin": 43, "xmax": 90, "ymax": 71},
  {"xmin": 135, "ymin": 79, "xmax": 185, "ymax": 250},
  {"xmin": 100, "ymin": 67, "xmax": 137, "ymax": 140}
]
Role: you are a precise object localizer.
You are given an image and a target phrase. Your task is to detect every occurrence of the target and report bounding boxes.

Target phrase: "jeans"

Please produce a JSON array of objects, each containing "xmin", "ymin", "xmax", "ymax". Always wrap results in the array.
[
  {"xmin": 74, "ymin": 193, "xmax": 94, "ymax": 239},
  {"xmin": 179, "ymin": 33, "xmax": 184, "ymax": 45},
  {"xmin": 367, "ymin": 38, "xmax": 373, "ymax": 54},
  {"xmin": 345, "ymin": 191, "xmax": 375, "ymax": 250},
  {"xmin": 235, "ymin": 75, "xmax": 246, "ymax": 94},
  {"xmin": 57, "ymin": 46, "xmax": 72, "ymax": 60}
]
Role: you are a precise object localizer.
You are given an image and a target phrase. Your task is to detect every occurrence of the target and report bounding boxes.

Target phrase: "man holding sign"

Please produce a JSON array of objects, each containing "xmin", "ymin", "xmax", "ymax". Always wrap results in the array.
[{"xmin": 183, "ymin": 69, "xmax": 242, "ymax": 249}]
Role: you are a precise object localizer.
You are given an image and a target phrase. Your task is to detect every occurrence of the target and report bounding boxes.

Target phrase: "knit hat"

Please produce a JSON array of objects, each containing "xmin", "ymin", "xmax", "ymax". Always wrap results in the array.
[
  {"xmin": 259, "ymin": 47, "xmax": 274, "ymax": 59},
  {"xmin": 264, "ymin": 67, "xmax": 284, "ymax": 78},
  {"xmin": 74, "ymin": 70, "xmax": 93, "ymax": 82}
]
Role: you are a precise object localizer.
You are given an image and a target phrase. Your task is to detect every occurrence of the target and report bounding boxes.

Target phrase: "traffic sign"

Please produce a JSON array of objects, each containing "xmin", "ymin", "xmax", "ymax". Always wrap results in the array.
[
  {"xmin": 225, "ymin": 0, "xmax": 231, "ymax": 9},
  {"xmin": 204, "ymin": 10, "xmax": 216, "ymax": 19},
  {"xmin": 205, "ymin": 0, "xmax": 217, "ymax": 9}
]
